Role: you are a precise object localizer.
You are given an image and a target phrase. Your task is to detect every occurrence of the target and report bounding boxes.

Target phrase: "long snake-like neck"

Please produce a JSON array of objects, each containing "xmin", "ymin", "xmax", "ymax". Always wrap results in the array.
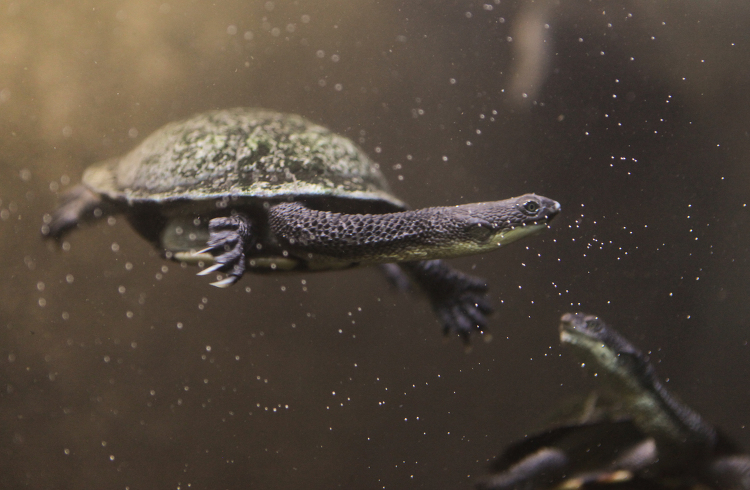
[
  {"xmin": 618, "ymin": 351, "xmax": 718, "ymax": 459},
  {"xmin": 267, "ymin": 202, "xmax": 467, "ymax": 262}
]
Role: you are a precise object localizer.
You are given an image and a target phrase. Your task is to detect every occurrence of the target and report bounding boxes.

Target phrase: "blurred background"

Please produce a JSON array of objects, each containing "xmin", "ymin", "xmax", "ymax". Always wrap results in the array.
[{"xmin": 0, "ymin": 1, "xmax": 749, "ymax": 488}]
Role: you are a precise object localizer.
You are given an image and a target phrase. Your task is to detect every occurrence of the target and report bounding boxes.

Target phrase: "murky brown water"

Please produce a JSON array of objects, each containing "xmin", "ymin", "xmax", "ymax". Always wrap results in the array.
[{"xmin": 1, "ymin": 1, "xmax": 748, "ymax": 488}]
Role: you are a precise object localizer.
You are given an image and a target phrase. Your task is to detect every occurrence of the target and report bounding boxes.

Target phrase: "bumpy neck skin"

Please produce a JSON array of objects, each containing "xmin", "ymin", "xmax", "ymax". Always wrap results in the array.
[{"xmin": 267, "ymin": 193, "xmax": 560, "ymax": 263}]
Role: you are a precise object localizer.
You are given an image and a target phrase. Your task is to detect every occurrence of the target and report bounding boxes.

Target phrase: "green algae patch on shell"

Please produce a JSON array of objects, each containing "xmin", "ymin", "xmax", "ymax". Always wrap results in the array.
[{"xmin": 82, "ymin": 108, "xmax": 404, "ymax": 207}]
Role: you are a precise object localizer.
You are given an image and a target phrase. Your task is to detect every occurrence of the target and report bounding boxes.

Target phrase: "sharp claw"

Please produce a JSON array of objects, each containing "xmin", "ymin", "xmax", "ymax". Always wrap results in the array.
[
  {"xmin": 210, "ymin": 276, "xmax": 238, "ymax": 288},
  {"xmin": 197, "ymin": 263, "xmax": 224, "ymax": 276},
  {"xmin": 198, "ymin": 214, "xmax": 251, "ymax": 289}
]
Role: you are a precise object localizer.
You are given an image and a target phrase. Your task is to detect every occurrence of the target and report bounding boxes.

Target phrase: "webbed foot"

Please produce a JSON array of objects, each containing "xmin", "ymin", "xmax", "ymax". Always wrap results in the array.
[
  {"xmin": 399, "ymin": 260, "xmax": 493, "ymax": 342},
  {"xmin": 196, "ymin": 215, "xmax": 253, "ymax": 288},
  {"xmin": 436, "ymin": 279, "xmax": 493, "ymax": 342}
]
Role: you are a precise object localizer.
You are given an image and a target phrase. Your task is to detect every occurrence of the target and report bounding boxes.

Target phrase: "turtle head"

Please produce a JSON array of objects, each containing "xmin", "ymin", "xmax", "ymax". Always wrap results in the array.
[
  {"xmin": 447, "ymin": 193, "xmax": 560, "ymax": 252},
  {"xmin": 559, "ymin": 312, "xmax": 655, "ymax": 390}
]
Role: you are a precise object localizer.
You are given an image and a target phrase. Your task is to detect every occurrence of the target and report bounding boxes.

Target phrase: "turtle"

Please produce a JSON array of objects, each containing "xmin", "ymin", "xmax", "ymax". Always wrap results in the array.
[
  {"xmin": 477, "ymin": 312, "xmax": 750, "ymax": 489},
  {"xmin": 42, "ymin": 108, "xmax": 560, "ymax": 340}
]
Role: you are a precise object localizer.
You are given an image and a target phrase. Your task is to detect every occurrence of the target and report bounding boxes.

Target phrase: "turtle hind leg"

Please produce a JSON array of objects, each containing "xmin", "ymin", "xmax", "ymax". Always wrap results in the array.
[
  {"xmin": 398, "ymin": 260, "xmax": 493, "ymax": 342},
  {"xmin": 42, "ymin": 184, "xmax": 109, "ymax": 240},
  {"xmin": 197, "ymin": 214, "xmax": 254, "ymax": 288}
]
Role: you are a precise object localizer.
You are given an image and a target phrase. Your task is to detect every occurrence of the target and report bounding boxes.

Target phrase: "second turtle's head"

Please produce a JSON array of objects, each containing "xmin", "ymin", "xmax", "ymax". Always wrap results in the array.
[{"xmin": 559, "ymin": 312, "xmax": 655, "ymax": 390}]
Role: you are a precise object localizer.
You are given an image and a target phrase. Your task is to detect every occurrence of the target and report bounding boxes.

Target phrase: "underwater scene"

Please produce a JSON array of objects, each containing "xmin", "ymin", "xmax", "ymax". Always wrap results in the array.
[{"xmin": 0, "ymin": 1, "xmax": 748, "ymax": 488}]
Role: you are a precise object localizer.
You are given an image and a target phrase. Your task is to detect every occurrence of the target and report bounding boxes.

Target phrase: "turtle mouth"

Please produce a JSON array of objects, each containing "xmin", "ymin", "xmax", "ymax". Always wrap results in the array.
[
  {"xmin": 492, "ymin": 222, "xmax": 548, "ymax": 247},
  {"xmin": 538, "ymin": 200, "xmax": 561, "ymax": 223},
  {"xmin": 559, "ymin": 329, "xmax": 575, "ymax": 344}
]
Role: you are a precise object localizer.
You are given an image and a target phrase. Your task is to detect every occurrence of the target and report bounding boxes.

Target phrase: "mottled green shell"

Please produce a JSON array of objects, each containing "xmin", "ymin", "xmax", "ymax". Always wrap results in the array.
[{"xmin": 82, "ymin": 108, "xmax": 404, "ymax": 208}]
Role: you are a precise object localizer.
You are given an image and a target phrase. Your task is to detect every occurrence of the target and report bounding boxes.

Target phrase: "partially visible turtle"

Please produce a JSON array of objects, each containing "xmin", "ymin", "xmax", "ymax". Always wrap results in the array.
[
  {"xmin": 42, "ymin": 108, "xmax": 560, "ymax": 340},
  {"xmin": 478, "ymin": 313, "xmax": 750, "ymax": 489}
]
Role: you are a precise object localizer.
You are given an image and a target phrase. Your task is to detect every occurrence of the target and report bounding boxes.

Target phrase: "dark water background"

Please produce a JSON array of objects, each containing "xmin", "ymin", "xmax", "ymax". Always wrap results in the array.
[{"xmin": 1, "ymin": 1, "xmax": 749, "ymax": 488}]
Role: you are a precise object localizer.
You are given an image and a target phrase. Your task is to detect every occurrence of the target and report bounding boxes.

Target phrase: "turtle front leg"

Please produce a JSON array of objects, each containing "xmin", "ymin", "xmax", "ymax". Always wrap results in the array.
[
  {"xmin": 197, "ymin": 214, "xmax": 255, "ymax": 288},
  {"xmin": 398, "ymin": 260, "xmax": 493, "ymax": 342}
]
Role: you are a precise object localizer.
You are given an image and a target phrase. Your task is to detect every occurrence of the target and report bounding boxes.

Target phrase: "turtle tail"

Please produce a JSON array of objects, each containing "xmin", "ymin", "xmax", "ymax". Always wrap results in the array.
[{"xmin": 41, "ymin": 184, "xmax": 108, "ymax": 240}]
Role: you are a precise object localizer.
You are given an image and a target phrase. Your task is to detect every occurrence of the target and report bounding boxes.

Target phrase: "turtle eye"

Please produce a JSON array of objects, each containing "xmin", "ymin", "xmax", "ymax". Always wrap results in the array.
[
  {"xmin": 522, "ymin": 200, "xmax": 540, "ymax": 215},
  {"xmin": 584, "ymin": 319, "xmax": 604, "ymax": 333}
]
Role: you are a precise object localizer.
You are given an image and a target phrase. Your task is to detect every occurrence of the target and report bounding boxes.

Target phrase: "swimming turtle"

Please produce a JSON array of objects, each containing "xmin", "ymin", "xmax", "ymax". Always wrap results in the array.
[
  {"xmin": 42, "ymin": 108, "xmax": 560, "ymax": 340},
  {"xmin": 478, "ymin": 312, "xmax": 750, "ymax": 489}
]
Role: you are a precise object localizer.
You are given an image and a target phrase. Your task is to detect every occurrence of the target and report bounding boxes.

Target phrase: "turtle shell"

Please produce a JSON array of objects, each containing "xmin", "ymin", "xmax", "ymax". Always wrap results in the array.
[{"xmin": 82, "ymin": 108, "xmax": 406, "ymax": 210}]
